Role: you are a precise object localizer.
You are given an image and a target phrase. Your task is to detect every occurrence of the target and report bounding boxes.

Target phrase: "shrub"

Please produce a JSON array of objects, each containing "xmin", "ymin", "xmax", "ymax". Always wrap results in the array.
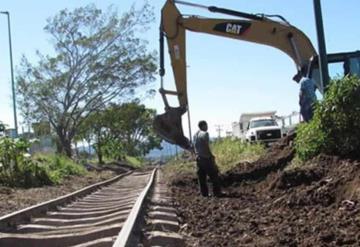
[
  {"xmin": 295, "ymin": 116, "xmax": 325, "ymax": 161},
  {"xmin": 0, "ymin": 137, "xmax": 86, "ymax": 188},
  {"xmin": 0, "ymin": 137, "xmax": 52, "ymax": 187},
  {"xmin": 33, "ymin": 153, "xmax": 86, "ymax": 184},
  {"xmin": 295, "ymin": 75, "xmax": 360, "ymax": 160}
]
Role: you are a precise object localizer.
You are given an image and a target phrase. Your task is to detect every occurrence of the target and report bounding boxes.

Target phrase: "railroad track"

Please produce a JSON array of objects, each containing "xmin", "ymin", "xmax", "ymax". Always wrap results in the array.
[{"xmin": 0, "ymin": 169, "xmax": 157, "ymax": 247}]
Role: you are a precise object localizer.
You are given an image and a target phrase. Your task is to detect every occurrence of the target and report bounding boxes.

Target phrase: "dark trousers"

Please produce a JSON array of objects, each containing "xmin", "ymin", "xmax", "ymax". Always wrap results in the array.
[
  {"xmin": 300, "ymin": 103, "xmax": 314, "ymax": 122},
  {"xmin": 196, "ymin": 156, "xmax": 221, "ymax": 197}
]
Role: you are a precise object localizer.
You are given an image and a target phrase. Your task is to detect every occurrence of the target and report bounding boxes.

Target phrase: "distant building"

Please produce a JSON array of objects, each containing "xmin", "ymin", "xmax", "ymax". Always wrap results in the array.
[
  {"xmin": 29, "ymin": 135, "xmax": 55, "ymax": 154},
  {"xmin": 30, "ymin": 121, "xmax": 55, "ymax": 153}
]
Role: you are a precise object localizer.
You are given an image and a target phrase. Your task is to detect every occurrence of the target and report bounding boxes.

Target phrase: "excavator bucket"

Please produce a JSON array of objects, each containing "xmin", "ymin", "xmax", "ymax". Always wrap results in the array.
[{"xmin": 153, "ymin": 106, "xmax": 192, "ymax": 150}]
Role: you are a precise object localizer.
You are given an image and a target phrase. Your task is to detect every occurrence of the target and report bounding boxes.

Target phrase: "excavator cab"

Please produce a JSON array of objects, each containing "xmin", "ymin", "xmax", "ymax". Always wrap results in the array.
[{"xmin": 307, "ymin": 51, "xmax": 360, "ymax": 92}]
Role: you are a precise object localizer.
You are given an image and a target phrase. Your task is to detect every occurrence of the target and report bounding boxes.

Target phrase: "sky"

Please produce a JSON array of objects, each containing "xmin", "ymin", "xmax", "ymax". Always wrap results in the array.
[{"xmin": 0, "ymin": 0, "xmax": 359, "ymax": 138}]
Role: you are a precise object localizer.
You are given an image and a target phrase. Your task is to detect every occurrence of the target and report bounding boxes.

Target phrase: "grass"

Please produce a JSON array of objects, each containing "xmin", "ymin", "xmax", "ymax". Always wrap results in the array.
[
  {"xmin": 212, "ymin": 138, "xmax": 266, "ymax": 172},
  {"xmin": 163, "ymin": 137, "xmax": 266, "ymax": 182},
  {"xmin": 85, "ymin": 155, "xmax": 144, "ymax": 169},
  {"xmin": 125, "ymin": 156, "xmax": 143, "ymax": 168},
  {"xmin": 162, "ymin": 158, "xmax": 196, "ymax": 183}
]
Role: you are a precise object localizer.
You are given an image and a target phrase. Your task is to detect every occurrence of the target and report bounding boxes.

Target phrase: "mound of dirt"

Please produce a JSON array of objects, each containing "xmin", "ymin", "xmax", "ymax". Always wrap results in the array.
[
  {"xmin": 221, "ymin": 133, "xmax": 296, "ymax": 187},
  {"xmin": 274, "ymin": 155, "xmax": 360, "ymax": 207},
  {"xmin": 170, "ymin": 135, "xmax": 360, "ymax": 246}
]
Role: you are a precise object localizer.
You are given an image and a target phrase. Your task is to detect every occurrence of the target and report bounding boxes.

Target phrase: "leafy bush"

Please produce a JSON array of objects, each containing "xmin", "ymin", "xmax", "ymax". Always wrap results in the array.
[
  {"xmin": 0, "ymin": 137, "xmax": 86, "ymax": 188},
  {"xmin": 295, "ymin": 76, "xmax": 360, "ymax": 160},
  {"xmin": 295, "ymin": 116, "xmax": 325, "ymax": 161},
  {"xmin": 103, "ymin": 139, "xmax": 126, "ymax": 162},
  {"xmin": 0, "ymin": 137, "xmax": 51, "ymax": 187},
  {"xmin": 33, "ymin": 153, "xmax": 86, "ymax": 184}
]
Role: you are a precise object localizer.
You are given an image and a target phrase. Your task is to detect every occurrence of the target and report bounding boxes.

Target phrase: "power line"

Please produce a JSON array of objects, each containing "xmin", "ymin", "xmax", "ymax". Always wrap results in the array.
[{"xmin": 214, "ymin": 124, "xmax": 223, "ymax": 139}]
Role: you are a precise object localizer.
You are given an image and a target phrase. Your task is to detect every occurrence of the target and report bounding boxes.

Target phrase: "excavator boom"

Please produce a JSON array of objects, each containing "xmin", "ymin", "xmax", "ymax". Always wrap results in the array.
[{"xmin": 154, "ymin": 0, "xmax": 317, "ymax": 150}]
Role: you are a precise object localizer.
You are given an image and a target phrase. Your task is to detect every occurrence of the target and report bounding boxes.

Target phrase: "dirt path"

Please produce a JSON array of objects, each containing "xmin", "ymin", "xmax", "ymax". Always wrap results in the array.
[{"xmin": 170, "ymin": 139, "xmax": 360, "ymax": 246}]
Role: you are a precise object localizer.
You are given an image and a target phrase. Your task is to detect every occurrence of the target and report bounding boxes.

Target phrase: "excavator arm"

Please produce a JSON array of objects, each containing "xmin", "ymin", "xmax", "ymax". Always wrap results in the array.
[{"xmin": 154, "ymin": 0, "xmax": 317, "ymax": 150}]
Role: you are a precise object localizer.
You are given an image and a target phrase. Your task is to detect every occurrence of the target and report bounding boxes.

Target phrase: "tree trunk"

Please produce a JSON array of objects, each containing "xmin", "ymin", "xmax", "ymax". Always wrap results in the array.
[
  {"xmin": 57, "ymin": 130, "xmax": 73, "ymax": 158},
  {"xmin": 96, "ymin": 142, "xmax": 103, "ymax": 164},
  {"xmin": 63, "ymin": 138, "xmax": 72, "ymax": 158},
  {"xmin": 74, "ymin": 142, "xmax": 79, "ymax": 159},
  {"xmin": 95, "ymin": 131, "xmax": 104, "ymax": 164}
]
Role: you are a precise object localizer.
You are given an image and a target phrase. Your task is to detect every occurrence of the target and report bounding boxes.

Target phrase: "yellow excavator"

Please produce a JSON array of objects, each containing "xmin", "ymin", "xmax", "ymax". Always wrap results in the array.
[{"xmin": 153, "ymin": 0, "xmax": 360, "ymax": 150}]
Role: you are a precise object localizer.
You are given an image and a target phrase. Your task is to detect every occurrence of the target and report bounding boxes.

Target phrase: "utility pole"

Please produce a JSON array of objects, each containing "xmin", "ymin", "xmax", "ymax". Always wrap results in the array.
[
  {"xmin": 0, "ymin": 11, "xmax": 18, "ymax": 137},
  {"xmin": 215, "ymin": 124, "xmax": 223, "ymax": 139},
  {"xmin": 313, "ymin": 0, "xmax": 329, "ymax": 93}
]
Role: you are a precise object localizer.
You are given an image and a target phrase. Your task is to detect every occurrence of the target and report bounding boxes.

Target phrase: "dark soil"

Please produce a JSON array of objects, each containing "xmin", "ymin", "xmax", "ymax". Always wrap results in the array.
[
  {"xmin": 0, "ymin": 170, "xmax": 117, "ymax": 217},
  {"xmin": 170, "ymin": 135, "xmax": 360, "ymax": 246}
]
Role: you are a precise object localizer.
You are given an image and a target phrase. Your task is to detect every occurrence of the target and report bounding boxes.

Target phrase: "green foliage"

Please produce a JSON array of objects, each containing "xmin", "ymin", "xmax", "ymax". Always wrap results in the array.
[
  {"xmin": 77, "ymin": 102, "xmax": 162, "ymax": 164},
  {"xmin": 34, "ymin": 153, "xmax": 86, "ymax": 184},
  {"xmin": 0, "ymin": 137, "xmax": 85, "ymax": 188},
  {"xmin": 17, "ymin": 3, "xmax": 157, "ymax": 157},
  {"xmin": 211, "ymin": 137, "xmax": 266, "ymax": 172},
  {"xmin": 103, "ymin": 139, "xmax": 126, "ymax": 162},
  {"xmin": 0, "ymin": 137, "xmax": 50, "ymax": 187},
  {"xmin": 295, "ymin": 117, "xmax": 325, "ymax": 161},
  {"xmin": 32, "ymin": 121, "xmax": 51, "ymax": 137},
  {"xmin": 295, "ymin": 76, "xmax": 360, "ymax": 160},
  {"xmin": 0, "ymin": 137, "xmax": 30, "ymax": 177},
  {"xmin": 125, "ymin": 156, "xmax": 143, "ymax": 168},
  {"xmin": 104, "ymin": 102, "xmax": 162, "ymax": 157},
  {"xmin": 0, "ymin": 121, "xmax": 6, "ymax": 133}
]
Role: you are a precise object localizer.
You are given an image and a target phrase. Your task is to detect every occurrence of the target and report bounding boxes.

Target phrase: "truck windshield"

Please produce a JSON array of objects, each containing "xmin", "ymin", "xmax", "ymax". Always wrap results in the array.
[{"xmin": 249, "ymin": 119, "xmax": 277, "ymax": 128}]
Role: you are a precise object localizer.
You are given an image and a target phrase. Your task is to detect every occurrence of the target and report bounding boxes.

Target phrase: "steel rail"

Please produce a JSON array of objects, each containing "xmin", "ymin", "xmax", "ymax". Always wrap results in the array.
[
  {"xmin": 113, "ymin": 168, "xmax": 157, "ymax": 247},
  {"xmin": 0, "ymin": 170, "xmax": 132, "ymax": 229}
]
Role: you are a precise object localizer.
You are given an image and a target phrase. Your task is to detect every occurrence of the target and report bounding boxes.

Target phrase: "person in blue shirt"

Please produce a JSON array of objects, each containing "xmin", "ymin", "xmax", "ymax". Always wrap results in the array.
[
  {"xmin": 294, "ymin": 67, "xmax": 317, "ymax": 122},
  {"xmin": 193, "ymin": 120, "xmax": 222, "ymax": 197},
  {"xmin": 299, "ymin": 77, "xmax": 317, "ymax": 122}
]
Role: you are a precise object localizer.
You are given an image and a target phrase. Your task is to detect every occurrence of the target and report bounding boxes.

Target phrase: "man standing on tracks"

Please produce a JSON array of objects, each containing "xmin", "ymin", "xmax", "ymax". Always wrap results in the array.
[{"xmin": 193, "ymin": 120, "xmax": 222, "ymax": 197}]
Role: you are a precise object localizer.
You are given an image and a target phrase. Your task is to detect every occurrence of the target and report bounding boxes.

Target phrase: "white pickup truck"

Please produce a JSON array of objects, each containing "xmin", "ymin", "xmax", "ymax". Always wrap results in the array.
[{"xmin": 244, "ymin": 117, "xmax": 283, "ymax": 144}]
